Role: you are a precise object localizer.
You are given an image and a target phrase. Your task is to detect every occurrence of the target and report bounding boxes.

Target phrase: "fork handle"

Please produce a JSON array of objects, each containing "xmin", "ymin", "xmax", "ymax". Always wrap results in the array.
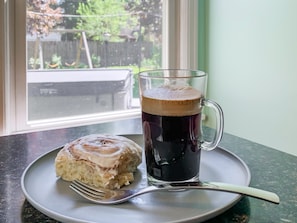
[{"xmin": 158, "ymin": 181, "xmax": 280, "ymax": 204}]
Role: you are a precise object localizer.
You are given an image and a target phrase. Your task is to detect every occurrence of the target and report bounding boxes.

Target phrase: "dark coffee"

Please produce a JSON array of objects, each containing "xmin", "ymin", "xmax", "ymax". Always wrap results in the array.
[
  {"xmin": 142, "ymin": 112, "xmax": 201, "ymax": 181},
  {"xmin": 141, "ymin": 85, "xmax": 203, "ymax": 182}
]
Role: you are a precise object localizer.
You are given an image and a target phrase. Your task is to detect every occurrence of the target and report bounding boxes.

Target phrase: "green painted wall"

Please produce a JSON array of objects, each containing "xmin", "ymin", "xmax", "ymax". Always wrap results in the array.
[{"xmin": 201, "ymin": 0, "xmax": 297, "ymax": 156}]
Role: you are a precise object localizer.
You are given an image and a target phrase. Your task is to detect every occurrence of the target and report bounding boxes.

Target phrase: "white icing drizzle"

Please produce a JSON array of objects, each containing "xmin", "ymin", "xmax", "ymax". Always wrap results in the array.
[{"xmin": 64, "ymin": 134, "xmax": 142, "ymax": 169}]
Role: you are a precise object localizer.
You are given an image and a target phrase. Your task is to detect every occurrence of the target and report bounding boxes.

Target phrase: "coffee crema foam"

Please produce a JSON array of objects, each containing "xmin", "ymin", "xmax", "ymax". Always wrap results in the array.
[{"xmin": 141, "ymin": 85, "xmax": 202, "ymax": 116}]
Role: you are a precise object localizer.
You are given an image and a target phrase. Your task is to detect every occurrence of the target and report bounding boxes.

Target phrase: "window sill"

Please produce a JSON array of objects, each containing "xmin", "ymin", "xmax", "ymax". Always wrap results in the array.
[{"xmin": 10, "ymin": 109, "xmax": 141, "ymax": 135}]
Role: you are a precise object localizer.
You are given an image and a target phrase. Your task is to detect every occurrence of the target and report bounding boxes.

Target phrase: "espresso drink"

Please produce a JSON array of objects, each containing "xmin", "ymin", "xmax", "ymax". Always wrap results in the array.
[{"xmin": 141, "ymin": 85, "xmax": 203, "ymax": 183}]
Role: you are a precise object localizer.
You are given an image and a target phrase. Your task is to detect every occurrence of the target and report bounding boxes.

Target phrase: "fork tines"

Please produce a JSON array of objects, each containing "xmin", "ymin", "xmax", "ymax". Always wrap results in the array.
[{"xmin": 70, "ymin": 180, "xmax": 105, "ymax": 200}]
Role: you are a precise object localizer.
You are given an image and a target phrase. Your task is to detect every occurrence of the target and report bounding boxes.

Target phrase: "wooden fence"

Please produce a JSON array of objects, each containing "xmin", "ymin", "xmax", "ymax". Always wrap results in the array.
[{"xmin": 27, "ymin": 41, "xmax": 154, "ymax": 69}]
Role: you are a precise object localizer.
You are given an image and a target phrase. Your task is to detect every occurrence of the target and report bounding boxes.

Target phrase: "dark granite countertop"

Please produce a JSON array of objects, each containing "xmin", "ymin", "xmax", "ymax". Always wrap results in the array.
[{"xmin": 0, "ymin": 118, "xmax": 296, "ymax": 223}]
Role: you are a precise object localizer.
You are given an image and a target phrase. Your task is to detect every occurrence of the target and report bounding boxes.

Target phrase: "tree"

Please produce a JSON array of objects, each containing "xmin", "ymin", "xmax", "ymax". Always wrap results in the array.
[
  {"xmin": 59, "ymin": 0, "xmax": 87, "ymax": 41},
  {"xmin": 124, "ymin": 0, "xmax": 162, "ymax": 70},
  {"xmin": 125, "ymin": 0, "xmax": 162, "ymax": 42},
  {"xmin": 27, "ymin": 0, "xmax": 63, "ymax": 38},
  {"xmin": 76, "ymin": 0, "xmax": 137, "ymax": 41},
  {"xmin": 27, "ymin": 0, "xmax": 63, "ymax": 69}
]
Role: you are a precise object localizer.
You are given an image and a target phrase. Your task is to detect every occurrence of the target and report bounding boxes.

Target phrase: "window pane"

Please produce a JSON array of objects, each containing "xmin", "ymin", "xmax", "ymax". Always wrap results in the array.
[{"xmin": 26, "ymin": 0, "xmax": 162, "ymax": 121}]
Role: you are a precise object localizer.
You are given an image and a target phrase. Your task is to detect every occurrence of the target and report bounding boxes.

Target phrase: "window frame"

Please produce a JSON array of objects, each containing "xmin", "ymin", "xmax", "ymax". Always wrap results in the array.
[
  {"xmin": 0, "ymin": 0, "xmax": 4, "ymax": 135},
  {"xmin": 0, "ymin": 0, "xmax": 198, "ymax": 134}
]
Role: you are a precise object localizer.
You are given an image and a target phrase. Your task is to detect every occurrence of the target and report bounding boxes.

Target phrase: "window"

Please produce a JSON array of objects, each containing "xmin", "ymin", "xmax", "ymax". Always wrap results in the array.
[{"xmin": 0, "ymin": 0, "xmax": 198, "ymax": 134}]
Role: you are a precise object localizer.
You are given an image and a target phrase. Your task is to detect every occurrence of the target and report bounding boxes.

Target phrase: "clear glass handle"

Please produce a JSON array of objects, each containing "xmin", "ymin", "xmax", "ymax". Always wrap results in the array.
[{"xmin": 201, "ymin": 99, "xmax": 224, "ymax": 151}]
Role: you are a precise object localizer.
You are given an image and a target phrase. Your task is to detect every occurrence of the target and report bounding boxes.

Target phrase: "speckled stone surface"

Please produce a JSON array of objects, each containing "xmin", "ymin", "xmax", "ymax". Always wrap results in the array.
[{"xmin": 0, "ymin": 118, "xmax": 296, "ymax": 223}]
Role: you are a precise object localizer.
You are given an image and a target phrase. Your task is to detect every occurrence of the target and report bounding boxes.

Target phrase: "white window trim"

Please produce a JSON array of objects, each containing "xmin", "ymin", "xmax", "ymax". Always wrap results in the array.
[
  {"xmin": 1, "ymin": 0, "xmax": 198, "ymax": 135},
  {"xmin": 0, "ymin": 0, "xmax": 4, "ymax": 135},
  {"xmin": 163, "ymin": 0, "xmax": 198, "ymax": 69}
]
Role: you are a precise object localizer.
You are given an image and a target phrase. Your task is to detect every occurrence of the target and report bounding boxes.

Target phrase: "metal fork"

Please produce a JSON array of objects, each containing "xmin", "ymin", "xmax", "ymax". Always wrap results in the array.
[{"xmin": 69, "ymin": 180, "xmax": 280, "ymax": 205}]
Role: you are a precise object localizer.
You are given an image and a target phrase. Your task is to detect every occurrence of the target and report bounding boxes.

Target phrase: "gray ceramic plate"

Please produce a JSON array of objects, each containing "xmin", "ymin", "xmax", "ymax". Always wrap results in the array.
[{"xmin": 21, "ymin": 134, "xmax": 251, "ymax": 223}]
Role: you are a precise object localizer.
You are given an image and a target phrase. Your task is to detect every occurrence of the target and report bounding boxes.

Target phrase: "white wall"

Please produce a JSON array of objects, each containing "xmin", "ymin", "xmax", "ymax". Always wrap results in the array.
[{"xmin": 205, "ymin": 0, "xmax": 297, "ymax": 156}]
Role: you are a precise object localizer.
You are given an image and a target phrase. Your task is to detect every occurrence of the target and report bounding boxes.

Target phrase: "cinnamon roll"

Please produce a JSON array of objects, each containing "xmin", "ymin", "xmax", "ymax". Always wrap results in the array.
[{"xmin": 55, "ymin": 134, "xmax": 142, "ymax": 189}]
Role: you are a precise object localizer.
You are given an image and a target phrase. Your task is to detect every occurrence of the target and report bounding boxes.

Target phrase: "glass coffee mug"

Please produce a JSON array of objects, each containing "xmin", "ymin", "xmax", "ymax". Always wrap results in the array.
[{"xmin": 138, "ymin": 69, "xmax": 224, "ymax": 185}]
